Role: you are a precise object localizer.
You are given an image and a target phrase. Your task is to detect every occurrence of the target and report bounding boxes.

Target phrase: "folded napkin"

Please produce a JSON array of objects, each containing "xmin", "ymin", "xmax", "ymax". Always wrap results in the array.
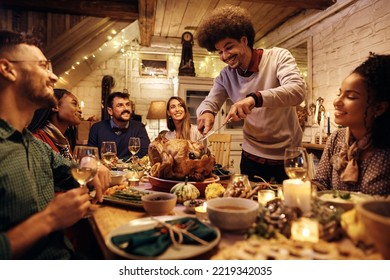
[{"xmin": 111, "ymin": 217, "xmax": 217, "ymax": 257}]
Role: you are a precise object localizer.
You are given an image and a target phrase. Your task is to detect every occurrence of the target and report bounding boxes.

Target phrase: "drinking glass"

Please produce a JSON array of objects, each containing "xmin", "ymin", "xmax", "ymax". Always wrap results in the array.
[
  {"xmin": 71, "ymin": 146, "xmax": 99, "ymax": 188},
  {"xmin": 128, "ymin": 137, "xmax": 141, "ymax": 162},
  {"xmin": 284, "ymin": 147, "xmax": 309, "ymax": 180},
  {"xmin": 101, "ymin": 141, "xmax": 117, "ymax": 168}
]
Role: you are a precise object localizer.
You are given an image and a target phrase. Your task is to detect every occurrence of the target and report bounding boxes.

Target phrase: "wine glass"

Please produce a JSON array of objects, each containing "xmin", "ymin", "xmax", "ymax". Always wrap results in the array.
[
  {"xmin": 101, "ymin": 141, "xmax": 117, "ymax": 168},
  {"xmin": 284, "ymin": 147, "xmax": 309, "ymax": 180},
  {"xmin": 71, "ymin": 146, "xmax": 99, "ymax": 188},
  {"xmin": 128, "ymin": 137, "xmax": 141, "ymax": 163}
]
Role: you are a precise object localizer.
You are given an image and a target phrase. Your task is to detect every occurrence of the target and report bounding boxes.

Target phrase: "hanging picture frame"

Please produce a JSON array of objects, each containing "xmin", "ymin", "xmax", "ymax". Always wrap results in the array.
[{"xmin": 140, "ymin": 59, "xmax": 168, "ymax": 77}]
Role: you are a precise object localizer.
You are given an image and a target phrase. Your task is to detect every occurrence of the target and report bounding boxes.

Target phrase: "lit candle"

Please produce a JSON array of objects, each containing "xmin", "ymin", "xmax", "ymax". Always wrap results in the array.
[
  {"xmin": 327, "ymin": 112, "xmax": 330, "ymax": 135},
  {"xmin": 80, "ymin": 100, "xmax": 85, "ymax": 109},
  {"xmin": 291, "ymin": 217, "xmax": 319, "ymax": 243},
  {"xmin": 283, "ymin": 179, "xmax": 312, "ymax": 213},
  {"xmin": 258, "ymin": 190, "xmax": 276, "ymax": 206},
  {"xmin": 195, "ymin": 202, "xmax": 208, "ymax": 221},
  {"xmin": 319, "ymin": 112, "xmax": 324, "ymax": 144},
  {"xmin": 314, "ymin": 99, "xmax": 319, "ymax": 125}
]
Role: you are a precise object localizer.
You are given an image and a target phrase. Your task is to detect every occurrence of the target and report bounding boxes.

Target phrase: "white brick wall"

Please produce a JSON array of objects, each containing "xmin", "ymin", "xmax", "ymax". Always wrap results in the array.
[{"xmin": 259, "ymin": 0, "xmax": 390, "ymax": 134}]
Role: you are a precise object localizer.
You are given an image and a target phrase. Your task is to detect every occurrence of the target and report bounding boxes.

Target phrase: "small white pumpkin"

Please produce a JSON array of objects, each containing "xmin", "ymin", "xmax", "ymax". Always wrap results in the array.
[{"xmin": 170, "ymin": 177, "xmax": 200, "ymax": 203}]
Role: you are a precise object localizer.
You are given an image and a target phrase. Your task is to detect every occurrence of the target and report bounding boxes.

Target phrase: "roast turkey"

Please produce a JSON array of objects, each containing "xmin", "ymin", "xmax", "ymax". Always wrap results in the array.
[{"xmin": 148, "ymin": 136, "xmax": 215, "ymax": 181}]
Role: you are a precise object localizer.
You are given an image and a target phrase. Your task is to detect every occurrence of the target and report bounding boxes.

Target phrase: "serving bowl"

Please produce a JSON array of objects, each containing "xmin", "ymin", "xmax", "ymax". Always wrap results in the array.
[
  {"xmin": 148, "ymin": 174, "xmax": 220, "ymax": 197},
  {"xmin": 141, "ymin": 192, "xmax": 177, "ymax": 216},
  {"xmin": 316, "ymin": 190, "xmax": 372, "ymax": 211},
  {"xmin": 110, "ymin": 170, "xmax": 126, "ymax": 186},
  {"xmin": 206, "ymin": 197, "xmax": 259, "ymax": 231},
  {"xmin": 356, "ymin": 200, "xmax": 390, "ymax": 259}
]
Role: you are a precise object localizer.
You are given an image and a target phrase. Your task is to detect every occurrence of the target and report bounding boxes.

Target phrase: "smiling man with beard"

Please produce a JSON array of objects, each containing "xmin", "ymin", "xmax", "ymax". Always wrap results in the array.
[{"xmin": 88, "ymin": 91, "xmax": 150, "ymax": 160}]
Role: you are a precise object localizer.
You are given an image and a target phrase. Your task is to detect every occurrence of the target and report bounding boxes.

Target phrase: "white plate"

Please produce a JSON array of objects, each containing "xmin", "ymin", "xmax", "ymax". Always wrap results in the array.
[{"xmin": 105, "ymin": 216, "xmax": 221, "ymax": 259}]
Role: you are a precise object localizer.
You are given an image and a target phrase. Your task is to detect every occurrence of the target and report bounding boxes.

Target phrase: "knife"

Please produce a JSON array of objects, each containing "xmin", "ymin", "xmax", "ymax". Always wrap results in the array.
[{"xmin": 197, "ymin": 117, "xmax": 233, "ymax": 142}]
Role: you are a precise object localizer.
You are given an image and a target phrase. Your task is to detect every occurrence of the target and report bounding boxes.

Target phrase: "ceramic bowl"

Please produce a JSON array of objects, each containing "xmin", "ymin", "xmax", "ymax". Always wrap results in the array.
[
  {"xmin": 110, "ymin": 170, "xmax": 125, "ymax": 186},
  {"xmin": 206, "ymin": 197, "xmax": 259, "ymax": 231},
  {"xmin": 141, "ymin": 192, "xmax": 177, "ymax": 216},
  {"xmin": 183, "ymin": 199, "xmax": 206, "ymax": 213},
  {"xmin": 356, "ymin": 200, "xmax": 390, "ymax": 259},
  {"xmin": 148, "ymin": 174, "xmax": 220, "ymax": 196},
  {"xmin": 316, "ymin": 190, "xmax": 373, "ymax": 211}
]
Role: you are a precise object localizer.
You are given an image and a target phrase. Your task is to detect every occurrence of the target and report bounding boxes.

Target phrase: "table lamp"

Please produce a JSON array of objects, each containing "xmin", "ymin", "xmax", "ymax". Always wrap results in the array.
[{"xmin": 146, "ymin": 101, "xmax": 166, "ymax": 132}]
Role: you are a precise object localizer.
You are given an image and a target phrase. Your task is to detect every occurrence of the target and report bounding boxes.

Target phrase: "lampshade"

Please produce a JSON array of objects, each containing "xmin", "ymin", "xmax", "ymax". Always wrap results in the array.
[{"xmin": 146, "ymin": 101, "xmax": 166, "ymax": 119}]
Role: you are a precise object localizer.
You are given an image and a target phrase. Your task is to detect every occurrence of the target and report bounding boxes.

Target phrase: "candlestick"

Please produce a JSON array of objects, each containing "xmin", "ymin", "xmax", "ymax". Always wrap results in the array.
[
  {"xmin": 283, "ymin": 179, "xmax": 312, "ymax": 213},
  {"xmin": 291, "ymin": 217, "xmax": 319, "ymax": 243},
  {"xmin": 258, "ymin": 190, "xmax": 276, "ymax": 206},
  {"xmin": 314, "ymin": 99, "xmax": 319, "ymax": 125},
  {"xmin": 327, "ymin": 112, "xmax": 330, "ymax": 135},
  {"xmin": 319, "ymin": 113, "xmax": 324, "ymax": 145}
]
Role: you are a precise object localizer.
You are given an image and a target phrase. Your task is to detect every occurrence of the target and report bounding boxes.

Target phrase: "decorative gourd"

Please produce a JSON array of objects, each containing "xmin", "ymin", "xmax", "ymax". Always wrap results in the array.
[{"xmin": 170, "ymin": 177, "xmax": 200, "ymax": 203}]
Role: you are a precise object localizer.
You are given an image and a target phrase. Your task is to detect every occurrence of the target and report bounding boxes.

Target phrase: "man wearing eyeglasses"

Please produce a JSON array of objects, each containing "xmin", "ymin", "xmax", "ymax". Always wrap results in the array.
[{"xmin": 0, "ymin": 30, "xmax": 110, "ymax": 259}]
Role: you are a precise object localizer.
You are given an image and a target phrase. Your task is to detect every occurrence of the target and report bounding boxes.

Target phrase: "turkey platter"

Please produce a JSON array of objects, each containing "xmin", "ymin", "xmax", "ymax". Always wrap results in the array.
[{"xmin": 148, "ymin": 136, "xmax": 215, "ymax": 182}]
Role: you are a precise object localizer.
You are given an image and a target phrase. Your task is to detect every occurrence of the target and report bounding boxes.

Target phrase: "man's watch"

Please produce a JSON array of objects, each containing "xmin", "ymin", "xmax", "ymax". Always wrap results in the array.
[{"xmin": 246, "ymin": 92, "xmax": 261, "ymax": 107}]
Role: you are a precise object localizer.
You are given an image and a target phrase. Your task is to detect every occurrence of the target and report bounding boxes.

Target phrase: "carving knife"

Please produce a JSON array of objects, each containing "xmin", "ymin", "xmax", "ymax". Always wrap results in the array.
[{"xmin": 197, "ymin": 117, "xmax": 233, "ymax": 142}]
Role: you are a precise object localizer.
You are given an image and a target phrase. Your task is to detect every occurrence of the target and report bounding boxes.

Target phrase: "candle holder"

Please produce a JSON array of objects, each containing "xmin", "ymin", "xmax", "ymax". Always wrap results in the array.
[
  {"xmin": 291, "ymin": 217, "xmax": 319, "ymax": 243},
  {"xmin": 258, "ymin": 190, "xmax": 276, "ymax": 206},
  {"xmin": 195, "ymin": 203, "xmax": 208, "ymax": 221}
]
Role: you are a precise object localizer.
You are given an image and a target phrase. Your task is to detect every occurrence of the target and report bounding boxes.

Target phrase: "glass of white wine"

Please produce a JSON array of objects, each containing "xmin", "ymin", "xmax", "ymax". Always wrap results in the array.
[
  {"xmin": 101, "ymin": 141, "xmax": 117, "ymax": 168},
  {"xmin": 128, "ymin": 137, "xmax": 141, "ymax": 163},
  {"xmin": 284, "ymin": 147, "xmax": 309, "ymax": 180},
  {"xmin": 71, "ymin": 146, "xmax": 99, "ymax": 188}
]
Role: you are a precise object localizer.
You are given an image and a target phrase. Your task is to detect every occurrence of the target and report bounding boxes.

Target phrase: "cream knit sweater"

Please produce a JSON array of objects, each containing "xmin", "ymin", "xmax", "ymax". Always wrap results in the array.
[{"xmin": 197, "ymin": 47, "xmax": 306, "ymax": 160}]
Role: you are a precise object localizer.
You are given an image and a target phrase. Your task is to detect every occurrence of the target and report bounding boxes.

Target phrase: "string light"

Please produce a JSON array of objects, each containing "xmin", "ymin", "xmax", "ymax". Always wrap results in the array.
[{"xmin": 58, "ymin": 26, "xmax": 225, "ymax": 86}]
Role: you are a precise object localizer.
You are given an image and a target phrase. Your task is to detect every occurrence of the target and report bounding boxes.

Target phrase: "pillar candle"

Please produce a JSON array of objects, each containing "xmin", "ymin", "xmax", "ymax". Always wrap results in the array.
[{"xmin": 283, "ymin": 179, "xmax": 312, "ymax": 213}]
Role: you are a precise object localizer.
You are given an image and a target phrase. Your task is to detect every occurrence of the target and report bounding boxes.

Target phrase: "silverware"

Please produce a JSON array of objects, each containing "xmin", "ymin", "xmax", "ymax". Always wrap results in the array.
[{"xmin": 197, "ymin": 117, "xmax": 233, "ymax": 142}]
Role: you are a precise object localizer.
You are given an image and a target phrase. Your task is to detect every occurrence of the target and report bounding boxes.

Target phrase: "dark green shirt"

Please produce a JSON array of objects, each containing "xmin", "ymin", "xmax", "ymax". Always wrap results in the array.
[{"xmin": 0, "ymin": 119, "xmax": 75, "ymax": 259}]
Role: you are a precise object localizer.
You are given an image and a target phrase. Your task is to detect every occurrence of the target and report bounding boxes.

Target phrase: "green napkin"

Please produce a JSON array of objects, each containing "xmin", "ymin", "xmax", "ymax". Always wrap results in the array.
[{"xmin": 111, "ymin": 217, "xmax": 217, "ymax": 257}]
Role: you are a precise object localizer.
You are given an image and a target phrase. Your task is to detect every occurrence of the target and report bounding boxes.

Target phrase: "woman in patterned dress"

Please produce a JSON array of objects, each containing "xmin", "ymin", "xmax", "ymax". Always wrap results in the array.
[{"xmin": 312, "ymin": 53, "xmax": 390, "ymax": 196}]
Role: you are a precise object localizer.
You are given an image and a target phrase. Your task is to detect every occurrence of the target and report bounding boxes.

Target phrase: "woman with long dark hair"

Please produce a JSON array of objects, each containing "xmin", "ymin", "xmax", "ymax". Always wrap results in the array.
[
  {"xmin": 28, "ymin": 88, "xmax": 82, "ymax": 160},
  {"xmin": 162, "ymin": 96, "xmax": 203, "ymax": 141},
  {"xmin": 313, "ymin": 53, "xmax": 390, "ymax": 195}
]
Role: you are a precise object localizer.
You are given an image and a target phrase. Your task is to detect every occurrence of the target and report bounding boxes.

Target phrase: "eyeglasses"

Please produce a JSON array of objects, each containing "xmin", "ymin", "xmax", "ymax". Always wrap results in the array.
[{"xmin": 8, "ymin": 60, "xmax": 53, "ymax": 73}]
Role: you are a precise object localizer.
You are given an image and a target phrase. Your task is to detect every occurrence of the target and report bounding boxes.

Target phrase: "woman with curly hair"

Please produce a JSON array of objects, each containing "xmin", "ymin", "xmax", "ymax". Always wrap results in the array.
[
  {"xmin": 196, "ymin": 5, "xmax": 306, "ymax": 183},
  {"xmin": 162, "ymin": 96, "xmax": 203, "ymax": 141},
  {"xmin": 313, "ymin": 53, "xmax": 390, "ymax": 196}
]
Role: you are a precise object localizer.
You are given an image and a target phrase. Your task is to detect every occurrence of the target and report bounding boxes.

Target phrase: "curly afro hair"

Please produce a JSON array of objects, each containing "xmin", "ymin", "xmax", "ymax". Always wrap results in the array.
[
  {"xmin": 197, "ymin": 5, "xmax": 255, "ymax": 52},
  {"xmin": 352, "ymin": 53, "xmax": 390, "ymax": 148}
]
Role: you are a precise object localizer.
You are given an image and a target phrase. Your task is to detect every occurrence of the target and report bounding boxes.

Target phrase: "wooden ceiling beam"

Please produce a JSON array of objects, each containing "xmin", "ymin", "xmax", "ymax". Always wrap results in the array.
[
  {"xmin": 0, "ymin": 0, "xmax": 139, "ymax": 21},
  {"xmin": 243, "ymin": 0, "xmax": 337, "ymax": 10},
  {"xmin": 138, "ymin": 0, "xmax": 157, "ymax": 47}
]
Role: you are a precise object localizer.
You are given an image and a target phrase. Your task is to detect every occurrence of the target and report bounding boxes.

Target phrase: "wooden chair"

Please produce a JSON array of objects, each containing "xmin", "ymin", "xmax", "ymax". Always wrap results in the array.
[{"xmin": 207, "ymin": 133, "xmax": 232, "ymax": 168}]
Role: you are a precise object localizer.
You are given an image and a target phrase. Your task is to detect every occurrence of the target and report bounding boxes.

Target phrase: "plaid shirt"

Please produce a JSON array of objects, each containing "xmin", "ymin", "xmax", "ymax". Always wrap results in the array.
[{"xmin": 0, "ymin": 119, "xmax": 75, "ymax": 259}]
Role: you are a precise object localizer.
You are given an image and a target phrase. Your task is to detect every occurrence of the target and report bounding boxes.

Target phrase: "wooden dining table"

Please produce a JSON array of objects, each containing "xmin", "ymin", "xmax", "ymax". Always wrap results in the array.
[
  {"xmin": 87, "ymin": 180, "xmax": 382, "ymax": 260},
  {"xmin": 88, "ymin": 180, "xmax": 246, "ymax": 259}
]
